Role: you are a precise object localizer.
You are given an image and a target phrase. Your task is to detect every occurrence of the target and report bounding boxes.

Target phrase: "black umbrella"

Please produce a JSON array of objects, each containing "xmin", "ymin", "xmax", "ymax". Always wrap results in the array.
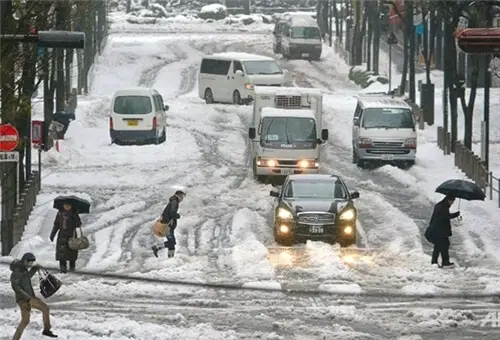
[
  {"xmin": 53, "ymin": 195, "xmax": 91, "ymax": 214},
  {"xmin": 435, "ymin": 179, "xmax": 485, "ymax": 201}
]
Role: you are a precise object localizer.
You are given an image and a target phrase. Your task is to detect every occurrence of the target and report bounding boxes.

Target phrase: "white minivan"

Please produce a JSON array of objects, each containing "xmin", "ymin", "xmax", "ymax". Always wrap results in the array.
[
  {"xmin": 109, "ymin": 88, "xmax": 169, "ymax": 145},
  {"xmin": 198, "ymin": 52, "xmax": 288, "ymax": 105},
  {"xmin": 351, "ymin": 96, "xmax": 417, "ymax": 169}
]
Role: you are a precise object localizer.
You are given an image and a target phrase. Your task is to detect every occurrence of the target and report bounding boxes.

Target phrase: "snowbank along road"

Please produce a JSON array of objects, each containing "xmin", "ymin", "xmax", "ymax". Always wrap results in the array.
[{"xmin": 1, "ymin": 32, "xmax": 500, "ymax": 339}]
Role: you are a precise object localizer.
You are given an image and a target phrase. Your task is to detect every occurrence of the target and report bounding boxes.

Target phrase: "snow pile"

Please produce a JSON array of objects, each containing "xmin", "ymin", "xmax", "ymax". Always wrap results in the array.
[
  {"xmin": 405, "ymin": 308, "xmax": 477, "ymax": 329},
  {"xmin": 199, "ymin": 4, "xmax": 227, "ymax": 20}
]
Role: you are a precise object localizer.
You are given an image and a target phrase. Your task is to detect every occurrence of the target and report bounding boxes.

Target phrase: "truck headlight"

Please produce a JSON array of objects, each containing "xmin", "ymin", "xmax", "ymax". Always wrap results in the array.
[
  {"xmin": 278, "ymin": 208, "xmax": 293, "ymax": 219},
  {"xmin": 257, "ymin": 158, "xmax": 276, "ymax": 167},
  {"xmin": 245, "ymin": 83, "xmax": 254, "ymax": 90},
  {"xmin": 298, "ymin": 159, "xmax": 319, "ymax": 168},
  {"xmin": 339, "ymin": 209, "xmax": 355, "ymax": 220}
]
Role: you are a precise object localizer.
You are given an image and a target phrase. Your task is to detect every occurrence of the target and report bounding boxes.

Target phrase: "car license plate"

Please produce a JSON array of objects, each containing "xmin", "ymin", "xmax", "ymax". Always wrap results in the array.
[
  {"xmin": 302, "ymin": 53, "xmax": 309, "ymax": 57},
  {"xmin": 281, "ymin": 169, "xmax": 295, "ymax": 175},
  {"xmin": 381, "ymin": 154, "xmax": 394, "ymax": 160},
  {"xmin": 127, "ymin": 120, "xmax": 138, "ymax": 126},
  {"xmin": 310, "ymin": 226, "xmax": 323, "ymax": 234}
]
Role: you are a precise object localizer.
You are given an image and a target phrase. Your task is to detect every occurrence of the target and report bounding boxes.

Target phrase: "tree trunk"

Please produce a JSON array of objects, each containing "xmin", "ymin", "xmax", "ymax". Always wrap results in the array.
[
  {"xmin": 421, "ymin": 1, "xmax": 431, "ymax": 84},
  {"xmin": 366, "ymin": 1, "xmax": 373, "ymax": 71},
  {"xmin": 372, "ymin": 0, "xmax": 380, "ymax": 74},
  {"xmin": 408, "ymin": 0, "xmax": 416, "ymax": 102},
  {"xmin": 399, "ymin": 6, "xmax": 410, "ymax": 93},
  {"xmin": 351, "ymin": 0, "xmax": 363, "ymax": 65},
  {"xmin": 333, "ymin": 0, "xmax": 340, "ymax": 38}
]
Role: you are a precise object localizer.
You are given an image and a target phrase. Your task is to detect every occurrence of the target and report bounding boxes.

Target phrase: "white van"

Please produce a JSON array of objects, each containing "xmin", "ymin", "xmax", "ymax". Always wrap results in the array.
[
  {"xmin": 351, "ymin": 96, "xmax": 417, "ymax": 168},
  {"xmin": 109, "ymin": 88, "xmax": 169, "ymax": 145},
  {"xmin": 281, "ymin": 15, "xmax": 322, "ymax": 60},
  {"xmin": 198, "ymin": 52, "xmax": 287, "ymax": 105}
]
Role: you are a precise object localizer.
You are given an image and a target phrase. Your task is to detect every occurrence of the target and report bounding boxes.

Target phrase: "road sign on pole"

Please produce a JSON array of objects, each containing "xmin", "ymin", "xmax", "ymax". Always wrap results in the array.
[
  {"xmin": 0, "ymin": 124, "xmax": 20, "ymax": 152},
  {"xmin": 0, "ymin": 152, "xmax": 20, "ymax": 204}
]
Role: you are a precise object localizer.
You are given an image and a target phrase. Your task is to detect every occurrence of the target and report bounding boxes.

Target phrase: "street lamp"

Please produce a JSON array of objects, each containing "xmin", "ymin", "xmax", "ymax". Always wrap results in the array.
[{"xmin": 387, "ymin": 32, "xmax": 398, "ymax": 93}]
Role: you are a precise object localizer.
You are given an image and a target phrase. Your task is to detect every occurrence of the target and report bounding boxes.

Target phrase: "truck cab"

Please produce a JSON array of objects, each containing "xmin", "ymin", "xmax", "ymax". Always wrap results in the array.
[{"xmin": 248, "ymin": 86, "xmax": 329, "ymax": 182}]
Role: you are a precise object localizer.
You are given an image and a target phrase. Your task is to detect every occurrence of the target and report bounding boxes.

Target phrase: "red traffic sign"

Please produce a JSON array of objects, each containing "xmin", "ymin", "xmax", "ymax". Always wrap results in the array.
[
  {"xmin": 0, "ymin": 123, "xmax": 20, "ymax": 152},
  {"xmin": 456, "ymin": 28, "xmax": 500, "ymax": 54}
]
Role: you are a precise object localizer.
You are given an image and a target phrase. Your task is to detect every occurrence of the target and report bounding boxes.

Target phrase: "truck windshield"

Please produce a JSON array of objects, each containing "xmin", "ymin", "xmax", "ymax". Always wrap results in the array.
[
  {"xmin": 260, "ymin": 117, "xmax": 316, "ymax": 143},
  {"xmin": 362, "ymin": 108, "xmax": 414, "ymax": 129},
  {"xmin": 243, "ymin": 60, "xmax": 283, "ymax": 75},
  {"xmin": 291, "ymin": 27, "xmax": 321, "ymax": 39}
]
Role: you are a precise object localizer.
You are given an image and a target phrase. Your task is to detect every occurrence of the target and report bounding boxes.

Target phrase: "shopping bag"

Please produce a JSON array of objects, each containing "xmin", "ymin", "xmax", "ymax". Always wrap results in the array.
[
  {"xmin": 152, "ymin": 218, "xmax": 170, "ymax": 237},
  {"xmin": 39, "ymin": 268, "xmax": 62, "ymax": 299}
]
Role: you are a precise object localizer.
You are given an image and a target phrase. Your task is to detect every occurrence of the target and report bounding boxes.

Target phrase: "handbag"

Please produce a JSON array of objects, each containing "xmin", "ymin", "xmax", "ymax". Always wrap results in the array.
[
  {"xmin": 152, "ymin": 218, "xmax": 171, "ymax": 237},
  {"xmin": 38, "ymin": 268, "xmax": 62, "ymax": 298},
  {"xmin": 68, "ymin": 227, "xmax": 89, "ymax": 250}
]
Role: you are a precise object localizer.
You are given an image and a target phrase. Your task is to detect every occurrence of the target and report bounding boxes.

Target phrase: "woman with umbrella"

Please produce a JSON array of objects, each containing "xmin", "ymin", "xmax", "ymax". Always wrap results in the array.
[{"xmin": 50, "ymin": 196, "xmax": 90, "ymax": 273}]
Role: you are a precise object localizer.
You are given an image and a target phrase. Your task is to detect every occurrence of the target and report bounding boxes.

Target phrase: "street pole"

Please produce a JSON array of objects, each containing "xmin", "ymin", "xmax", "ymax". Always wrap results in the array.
[
  {"xmin": 483, "ymin": 5, "xmax": 493, "ymax": 169},
  {"xmin": 443, "ymin": 22, "xmax": 449, "ymax": 137},
  {"xmin": 388, "ymin": 44, "xmax": 392, "ymax": 93},
  {"xmin": 328, "ymin": 0, "xmax": 333, "ymax": 47}
]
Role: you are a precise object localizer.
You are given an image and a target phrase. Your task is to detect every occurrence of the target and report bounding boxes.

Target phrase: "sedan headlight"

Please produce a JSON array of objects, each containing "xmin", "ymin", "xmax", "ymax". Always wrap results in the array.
[
  {"xmin": 343, "ymin": 226, "xmax": 353, "ymax": 234},
  {"xmin": 277, "ymin": 208, "xmax": 293, "ymax": 219},
  {"xmin": 339, "ymin": 209, "xmax": 355, "ymax": 220}
]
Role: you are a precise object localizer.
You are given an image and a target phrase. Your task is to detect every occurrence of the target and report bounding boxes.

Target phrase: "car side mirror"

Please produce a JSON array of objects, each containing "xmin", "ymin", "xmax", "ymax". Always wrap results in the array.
[
  {"xmin": 235, "ymin": 69, "xmax": 244, "ymax": 76},
  {"xmin": 321, "ymin": 129, "xmax": 328, "ymax": 141},
  {"xmin": 272, "ymin": 30, "xmax": 277, "ymax": 35},
  {"xmin": 270, "ymin": 190, "xmax": 279, "ymax": 197},
  {"xmin": 353, "ymin": 117, "xmax": 359, "ymax": 126},
  {"xmin": 248, "ymin": 127, "xmax": 256, "ymax": 139},
  {"xmin": 164, "ymin": 105, "xmax": 169, "ymax": 111},
  {"xmin": 350, "ymin": 191, "xmax": 360, "ymax": 199}
]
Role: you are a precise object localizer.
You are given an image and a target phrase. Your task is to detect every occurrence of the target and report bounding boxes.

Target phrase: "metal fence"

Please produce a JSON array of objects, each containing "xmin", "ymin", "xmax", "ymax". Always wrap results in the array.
[{"xmin": 487, "ymin": 171, "xmax": 500, "ymax": 207}]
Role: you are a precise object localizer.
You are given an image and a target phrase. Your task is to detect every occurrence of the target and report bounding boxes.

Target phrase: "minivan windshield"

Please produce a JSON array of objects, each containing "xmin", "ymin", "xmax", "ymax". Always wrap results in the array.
[
  {"xmin": 243, "ymin": 60, "xmax": 283, "ymax": 75},
  {"xmin": 114, "ymin": 96, "xmax": 152, "ymax": 115},
  {"xmin": 291, "ymin": 27, "xmax": 321, "ymax": 39},
  {"xmin": 362, "ymin": 108, "xmax": 414, "ymax": 129},
  {"xmin": 260, "ymin": 117, "xmax": 316, "ymax": 142}
]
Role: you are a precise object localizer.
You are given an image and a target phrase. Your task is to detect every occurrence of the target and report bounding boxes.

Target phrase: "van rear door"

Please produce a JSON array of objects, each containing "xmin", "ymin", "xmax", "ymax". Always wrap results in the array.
[{"xmin": 113, "ymin": 95, "xmax": 154, "ymax": 131}]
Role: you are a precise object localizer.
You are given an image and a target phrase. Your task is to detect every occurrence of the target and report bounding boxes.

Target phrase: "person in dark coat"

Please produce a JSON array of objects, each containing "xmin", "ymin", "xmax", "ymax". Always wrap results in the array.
[
  {"xmin": 152, "ymin": 187, "xmax": 186, "ymax": 258},
  {"xmin": 10, "ymin": 252, "xmax": 57, "ymax": 339},
  {"xmin": 50, "ymin": 203, "xmax": 82, "ymax": 273},
  {"xmin": 425, "ymin": 195, "xmax": 460, "ymax": 267}
]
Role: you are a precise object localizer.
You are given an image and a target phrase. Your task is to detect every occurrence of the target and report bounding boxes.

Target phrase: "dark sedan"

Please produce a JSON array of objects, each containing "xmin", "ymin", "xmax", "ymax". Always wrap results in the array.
[{"xmin": 270, "ymin": 174, "xmax": 359, "ymax": 246}]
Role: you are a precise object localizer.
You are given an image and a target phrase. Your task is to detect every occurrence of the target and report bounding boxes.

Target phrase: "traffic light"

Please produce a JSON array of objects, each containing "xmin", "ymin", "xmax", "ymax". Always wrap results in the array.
[{"xmin": 456, "ymin": 28, "xmax": 500, "ymax": 54}]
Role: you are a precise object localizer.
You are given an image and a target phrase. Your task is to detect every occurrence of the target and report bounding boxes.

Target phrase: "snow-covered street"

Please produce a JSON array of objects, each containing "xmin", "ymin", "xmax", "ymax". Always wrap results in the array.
[{"xmin": 2, "ymin": 29, "xmax": 500, "ymax": 339}]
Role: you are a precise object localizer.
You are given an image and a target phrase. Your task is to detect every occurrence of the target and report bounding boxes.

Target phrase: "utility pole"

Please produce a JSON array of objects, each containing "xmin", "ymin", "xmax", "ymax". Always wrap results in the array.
[
  {"xmin": 408, "ymin": 0, "xmax": 416, "ymax": 103},
  {"xmin": 483, "ymin": 5, "xmax": 493, "ymax": 169}
]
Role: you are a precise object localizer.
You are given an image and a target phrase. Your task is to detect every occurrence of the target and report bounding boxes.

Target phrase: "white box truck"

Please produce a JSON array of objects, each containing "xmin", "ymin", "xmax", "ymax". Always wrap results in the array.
[{"xmin": 248, "ymin": 86, "xmax": 329, "ymax": 181}]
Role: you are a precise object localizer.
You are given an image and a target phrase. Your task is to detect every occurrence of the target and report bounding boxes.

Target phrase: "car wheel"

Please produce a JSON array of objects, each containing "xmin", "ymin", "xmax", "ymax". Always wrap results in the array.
[
  {"xmin": 356, "ymin": 158, "xmax": 365, "ymax": 169},
  {"xmin": 204, "ymin": 88, "xmax": 214, "ymax": 104},
  {"xmin": 274, "ymin": 228, "xmax": 293, "ymax": 246},
  {"xmin": 159, "ymin": 128, "xmax": 166, "ymax": 143},
  {"xmin": 233, "ymin": 90, "xmax": 241, "ymax": 105}
]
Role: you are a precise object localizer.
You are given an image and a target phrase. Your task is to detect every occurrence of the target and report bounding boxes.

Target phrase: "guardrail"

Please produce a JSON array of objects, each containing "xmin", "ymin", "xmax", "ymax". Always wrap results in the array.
[
  {"xmin": 487, "ymin": 172, "xmax": 500, "ymax": 207},
  {"xmin": 454, "ymin": 141, "xmax": 488, "ymax": 190},
  {"xmin": 436, "ymin": 126, "xmax": 451, "ymax": 155}
]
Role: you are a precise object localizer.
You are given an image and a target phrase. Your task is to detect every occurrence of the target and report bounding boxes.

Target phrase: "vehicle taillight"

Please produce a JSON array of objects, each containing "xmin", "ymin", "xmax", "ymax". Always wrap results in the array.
[
  {"xmin": 358, "ymin": 138, "xmax": 372, "ymax": 148},
  {"xmin": 405, "ymin": 138, "xmax": 417, "ymax": 149},
  {"xmin": 109, "ymin": 117, "xmax": 113, "ymax": 129},
  {"xmin": 152, "ymin": 117, "xmax": 157, "ymax": 128}
]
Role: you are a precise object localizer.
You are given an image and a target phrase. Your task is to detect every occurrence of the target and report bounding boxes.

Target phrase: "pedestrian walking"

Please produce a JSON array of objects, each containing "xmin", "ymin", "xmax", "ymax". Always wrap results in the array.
[
  {"xmin": 10, "ymin": 252, "xmax": 58, "ymax": 339},
  {"xmin": 50, "ymin": 203, "xmax": 82, "ymax": 273},
  {"xmin": 424, "ymin": 195, "xmax": 460, "ymax": 267},
  {"xmin": 152, "ymin": 187, "xmax": 186, "ymax": 258}
]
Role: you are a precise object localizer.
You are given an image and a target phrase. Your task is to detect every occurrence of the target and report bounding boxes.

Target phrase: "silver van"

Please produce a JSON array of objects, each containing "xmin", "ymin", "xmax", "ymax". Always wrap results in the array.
[
  {"xmin": 351, "ymin": 96, "xmax": 417, "ymax": 169},
  {"xmin": 281, "ymin": 16, "xmax": 322, "ymax": 60}
]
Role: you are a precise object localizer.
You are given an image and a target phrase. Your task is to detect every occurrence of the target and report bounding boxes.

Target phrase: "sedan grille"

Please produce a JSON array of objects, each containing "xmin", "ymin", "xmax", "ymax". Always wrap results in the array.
[{"xmin": 297, "ymin": 213, "xmax": 335, "ymax": 224}]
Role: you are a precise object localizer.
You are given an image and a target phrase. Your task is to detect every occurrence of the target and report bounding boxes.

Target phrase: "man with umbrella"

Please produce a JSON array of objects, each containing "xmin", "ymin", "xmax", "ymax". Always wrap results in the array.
[
  {"xmin": 50, "ymin": 195, "xmax": 90, "ymax": 273},
  {"xmin": 426, "ymin": 179, "xmax": 485, "ymax": 267}
]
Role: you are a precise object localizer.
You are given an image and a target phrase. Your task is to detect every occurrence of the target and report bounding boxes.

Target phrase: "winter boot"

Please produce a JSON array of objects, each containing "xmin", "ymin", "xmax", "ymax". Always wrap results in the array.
[
  {"xmin": 152, "ymin": 245, "xmax": 160, "ymax": 258},
  {"xmin": 441, "ymin": 262, "xmax": 455, "ymax": 268},
  {"xmin": 69, "ymin": 261, "xmax": 76, "ymax": 272},
  {"xmin": 42, "ymin": 329, "xmax": 58, "ymax": 337},
  {"xmin": 167, "ymin": 249, "xmax": 175, "ymax": 258},
  {"xmin": 59, "ymin": 261, "xmax": 67, "ymax": 274}
]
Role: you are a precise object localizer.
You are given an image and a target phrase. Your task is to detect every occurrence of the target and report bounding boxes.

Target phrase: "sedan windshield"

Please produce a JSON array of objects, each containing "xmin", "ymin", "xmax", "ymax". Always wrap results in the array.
[
  {"xmin": 113, "ymin": 96, "xmax": 152, "ymax": 115},
  {"xmin": 260, "ymin": 117, "xmax": 316, "ymax": 142},
  {"xmin": 362, "ymin": 108, "xmax": 414, "ymax": 129},
  {"xmin": 291, "ymin": 27, "xmax": 321, "ymax": 39},
  {"xmin": 243, "ymin": 60, "xmax": 283, "ymax": 75},
  {"xmin": 284, "ymin": 180, "xmax": 347, "ymax": 199}
]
